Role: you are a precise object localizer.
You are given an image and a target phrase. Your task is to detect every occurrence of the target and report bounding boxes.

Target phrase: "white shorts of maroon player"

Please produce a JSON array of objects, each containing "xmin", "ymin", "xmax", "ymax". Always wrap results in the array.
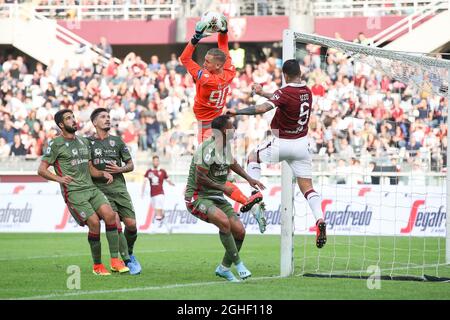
[
  {"xmin": 256, "ymin": 136, "xmax": 312, "ymax": 179},
  {"xmin": 151, "ymin": 194, "xmax": 165, "ymax": 210}
]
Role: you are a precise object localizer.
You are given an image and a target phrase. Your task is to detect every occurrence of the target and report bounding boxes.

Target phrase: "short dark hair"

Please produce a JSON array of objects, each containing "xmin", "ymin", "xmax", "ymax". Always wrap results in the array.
[
  {"xmin": 206, "ymin": 48, "xmax": 226, "ymax": 64},
  {"xmin": 282, "ymin": 59, "xmax": 301, "ymax": 78},
  {"xmin": 90, "ymin": 107, "xmax": 109, "ymax": 123},
  {"xmin": 152, "ymin": 155, "xmax": 159, "ymax": 160},
  {"xmin": 54, "ymin": 109, "xmax": 73, "ymax": 128},
  {"xmin": 211, "ymin": 115, "xmax": 230, "ymax": 131}
]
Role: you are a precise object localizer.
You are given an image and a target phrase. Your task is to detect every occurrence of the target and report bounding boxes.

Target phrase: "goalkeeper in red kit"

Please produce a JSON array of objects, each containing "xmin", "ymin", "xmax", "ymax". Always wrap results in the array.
[{"xmin": 179, "ymin": 17, "xmax": 265, "ymax": 230}]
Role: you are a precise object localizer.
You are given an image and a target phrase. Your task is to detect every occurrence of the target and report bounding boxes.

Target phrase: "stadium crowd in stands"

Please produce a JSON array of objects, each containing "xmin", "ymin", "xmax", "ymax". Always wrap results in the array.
[{"xmin": 0, "ymin": 38, "xmax": 447, "ymax": 178}]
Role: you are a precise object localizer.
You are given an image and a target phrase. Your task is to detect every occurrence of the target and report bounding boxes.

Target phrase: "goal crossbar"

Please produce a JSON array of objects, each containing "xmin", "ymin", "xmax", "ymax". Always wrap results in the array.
[{"xmin": 291, "ymin": 31, "xmax": 450, "ymax": 70}]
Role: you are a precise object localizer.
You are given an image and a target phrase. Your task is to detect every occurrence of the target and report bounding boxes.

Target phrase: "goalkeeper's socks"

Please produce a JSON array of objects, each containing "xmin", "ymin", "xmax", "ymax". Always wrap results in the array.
[
  {"xmin": 225, "ymin": 181, "xmax": 248, "ymax": 204},
  {"xmin": 88, "ymin": 232, "xmax": 102, "ymax": 264},
  {"xmin": 105, "ymin": 223, "xmax": 119, "ymax": 259},
  {"xmin": 247, "ymin": 161, "xmax": 261, "ymax": 181},
  {"xmin": 219, "ymin": 231, "xmax": 241, "ymax": 265},
  {"xmin": 118, "ymin": 227, "xmax": 131, "ymax": 262},
  {"xmin": 304, "ymin": 189, "xmax": 323, "ymax": 221},
  {"xmin": 124, "ymin": 227, "xmax": 137, "ymax": 255}
]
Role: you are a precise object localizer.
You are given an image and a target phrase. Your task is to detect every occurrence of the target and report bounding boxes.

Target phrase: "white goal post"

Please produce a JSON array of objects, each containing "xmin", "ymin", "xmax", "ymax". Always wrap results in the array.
[
  {"xmin": 280, "ymin": 29, "xmax": 296, "ymax": 277},
  {"xmin": 280, "ymin": 29, "xmax": 450, "ymax": 279}
]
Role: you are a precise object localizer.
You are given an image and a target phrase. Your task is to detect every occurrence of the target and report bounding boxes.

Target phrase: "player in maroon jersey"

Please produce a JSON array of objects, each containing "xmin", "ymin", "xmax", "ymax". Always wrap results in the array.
[
  {"xmin": 141, "ymin": 155, "xmax": 175, "ymax": 227},
  {"xmin": 227, "ymin": 59, "xmax": 327, "ymax": 248}
]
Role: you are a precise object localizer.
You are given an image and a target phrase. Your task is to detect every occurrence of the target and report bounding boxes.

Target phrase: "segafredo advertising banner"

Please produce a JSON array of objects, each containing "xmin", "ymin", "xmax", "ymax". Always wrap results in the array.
[{"xmin": 0, "ymin": 182, "xmax": 445, "ymax": 236}]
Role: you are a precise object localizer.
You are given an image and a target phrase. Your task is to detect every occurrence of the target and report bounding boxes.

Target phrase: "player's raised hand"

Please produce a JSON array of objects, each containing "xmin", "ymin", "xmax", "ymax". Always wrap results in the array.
[
  {"xmin": 105, "ymin": 162, "xmax": 122, "ymax": 174},
  {"xmin": 219, "ymin": 15, "xmax": 228, "ymax": 33},
  {"xmin": 58, "ymin": 175, "xmax": 73, "ymax": 185},
  {"xmin": 195, "ymin": 20, "xmax": 209, "ymax": 36},
  {"xmin": 191, "ymin": 21, "xmax": 210, "ymax": 45},
  {"xmin": 103, "ymin": 171, "xmax": 114, "ymax": 184},
  {"xmin": 248, "ymin": 178, "xmax": 266, "ymax": 191},
  {"xmin": 251, "ymin": 83, "xmax": 263, "ymax": 95}
]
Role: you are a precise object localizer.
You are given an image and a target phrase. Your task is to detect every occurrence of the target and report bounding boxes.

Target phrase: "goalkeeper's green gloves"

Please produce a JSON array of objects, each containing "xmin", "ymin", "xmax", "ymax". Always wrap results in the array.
[
  {"xmin": 219, "ymin": 15, "xmax": 228, "ymax": 34},
  {"xmin": 191, "ymin": 21, "xmax": 209, "ymax": 45}
]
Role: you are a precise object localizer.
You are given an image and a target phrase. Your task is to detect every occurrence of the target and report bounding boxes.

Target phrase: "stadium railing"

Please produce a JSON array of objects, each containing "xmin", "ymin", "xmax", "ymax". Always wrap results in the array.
[
  {"xmin": 367, "ymin": 0, "xmax": 449, "ymax": 47},
  {"xmin": 312, "ymin": 0, "xmax": 447, "ymax": 17},
  {"xmin": 0, "ymin": 2, "xmax": 183, "ymax": 20},
  {"xmin": 1, "ymin": 0, "xmax": 443, "ymax": 20}
]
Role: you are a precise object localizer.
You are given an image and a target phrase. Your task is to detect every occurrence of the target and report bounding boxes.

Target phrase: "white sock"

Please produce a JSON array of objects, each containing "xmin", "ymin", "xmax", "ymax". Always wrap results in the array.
[
  {"xmin": 304, "ymin": 189, "xmax": 323, "ymax": 221},
  {"xmin": 247, "ymin": 162, "xmax": 261, "ymax": 180}
]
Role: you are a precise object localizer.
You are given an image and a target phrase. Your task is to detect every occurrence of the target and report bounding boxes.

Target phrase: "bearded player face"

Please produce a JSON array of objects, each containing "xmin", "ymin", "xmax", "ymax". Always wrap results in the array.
[
  {"xmin": 61, "ymin": 112, "xmax": 77, "ymax": 133},
  {"xmin": 94, "ymin": 111, "xmax": 111, "ymax": 131}
]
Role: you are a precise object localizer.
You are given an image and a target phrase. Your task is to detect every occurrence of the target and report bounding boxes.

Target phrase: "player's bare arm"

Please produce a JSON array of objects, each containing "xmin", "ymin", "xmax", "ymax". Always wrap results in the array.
[
  {"xmin": 166, "ymin": 178, "xmax": 175, "ymax": 186},
  {"xmin": 195, "ymin": 166, "xmax": 233, "ymax": 195},
  {"xmin": 37, "ymin": 161, "xmax": 73, "ymax": 185},
  {"xmin": 229, "ymin": 160, "xmax": 266, "ymax": 191},
  {"xmin": 227, "ymin": 102, "xmax": 274, "ymax": 116},
  {"xmin": 88, "ymin": 161, "xmax": 113, "ymax": 184},
  {"xmin": 252, "ymin": 83, "xmax": 273, "ymax": 99},
  {"xmin": 105, "ymin": 159, "xmax": 134, "ymax": 174}
]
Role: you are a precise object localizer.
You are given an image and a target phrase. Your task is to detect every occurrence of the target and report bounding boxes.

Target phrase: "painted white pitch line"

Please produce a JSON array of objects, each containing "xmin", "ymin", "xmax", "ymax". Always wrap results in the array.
[
  {"xmin": 0, "ymin": 249, "xmax": 173, "ymax": 262},
  {"xmin": 13, "ymin": 275, "xmax": 282, "ymax": 300},
  {"xmin": 2, "ymin": 249, "xmax": 256, "ymax": 262}
]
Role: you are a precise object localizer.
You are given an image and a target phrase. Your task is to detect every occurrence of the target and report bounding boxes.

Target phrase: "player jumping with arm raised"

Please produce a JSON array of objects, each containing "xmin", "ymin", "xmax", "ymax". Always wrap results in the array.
[
  {"xmin": 227, "ymin": 59, "xmax": 327, "ymax": 248},
  {"xmin": 179, "ymin": 16, "xmax": 265, "ymax": 232}
]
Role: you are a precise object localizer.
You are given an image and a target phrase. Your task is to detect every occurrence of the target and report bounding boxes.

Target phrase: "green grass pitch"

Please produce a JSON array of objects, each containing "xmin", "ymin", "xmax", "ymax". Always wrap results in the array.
[{"xmin": 0, "ymin": 233, "xmax": 449, "ymax": 300}]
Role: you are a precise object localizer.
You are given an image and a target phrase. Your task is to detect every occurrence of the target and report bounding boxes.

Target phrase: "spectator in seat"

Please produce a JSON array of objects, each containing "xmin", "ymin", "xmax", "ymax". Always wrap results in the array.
[
  {"xmin": 368, "ymin": 161, "xmax": 380, "ymax": 185},
  {"xmin": 146, "ymin": 116, "xmax": 161, "ymax": 152},
  {"xmin": 230, "ymin": 42, "xmax": 245, "ymax": 70},
  {"xmin": 354, "ymin": 32, "xmax": 370, "ymax": 45},
  {"xmin": 0, "ymin": 120, "xmax": 15, "ymax": 145},
  {"xmin": 166, "ymin": 53, "xmax": 180, "ymax": 71},
  {"xmin": 256, "ymin": 0, "xmax": 269, "ymax": 15},
  {"xmin": 311, "ymin": 78, "xmax": 325, "ymax": 97},
  {"xmin": 388, "ymin": 157, "xmax": 401, "ymax": 185},
  {"xmin": 97, "ymin": 36, "xmax": 113, "ymax": 58},
  {"xmin": 64, "ymin": 69, "xmax": 81, "ymax": 101},
  {"xmin": 9, "ymin": 134, "xmax": 27, "ymax": 156},
  {"xmin": 148, "ymin": 55, "xmax": 161, "ymax": 72},
  {"xmin": 406, "ymin": 136, "xmax": 422, "ymax": 157}
]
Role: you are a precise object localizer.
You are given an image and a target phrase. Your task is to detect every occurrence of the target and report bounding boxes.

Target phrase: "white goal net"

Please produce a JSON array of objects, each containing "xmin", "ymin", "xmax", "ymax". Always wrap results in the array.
[{"xmin": 280, "ymin": 30, "xmax": 450, "ymax": 281}]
